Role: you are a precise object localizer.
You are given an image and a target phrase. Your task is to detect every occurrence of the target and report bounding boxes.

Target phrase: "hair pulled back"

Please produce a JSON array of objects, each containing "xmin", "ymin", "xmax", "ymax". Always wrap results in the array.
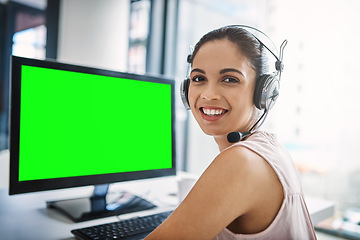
[{"xmin": 190, "ymin": 26, "xmax": 269, "ymax": 79}]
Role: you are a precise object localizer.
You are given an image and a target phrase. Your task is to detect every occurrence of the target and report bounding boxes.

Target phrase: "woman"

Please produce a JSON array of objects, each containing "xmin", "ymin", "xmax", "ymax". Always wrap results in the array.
[{"xmin": 146, "ymin": 26, "xmax": 316, "ymax": 239}]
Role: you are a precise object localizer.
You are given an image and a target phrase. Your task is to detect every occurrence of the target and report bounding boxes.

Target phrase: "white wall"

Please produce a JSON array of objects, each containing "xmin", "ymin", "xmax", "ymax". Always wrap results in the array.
[{"xmin": 58, "ymin": 0, "xmax": 130, "ymax": 71}]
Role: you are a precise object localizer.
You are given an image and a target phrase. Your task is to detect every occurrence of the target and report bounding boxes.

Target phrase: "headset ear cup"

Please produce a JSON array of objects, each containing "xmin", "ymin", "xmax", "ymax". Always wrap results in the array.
[
  {"xmin": 180, "ymin": 78, "xmax": 191, "ymax": 110},
  {"xmin": 264, "ymin": 77, "xmax": 279, "ymax": 110},
  {"xmin": 254, "ymin": 74, "xmax": 279, "ymax": 110},
  {"xmin": 254, "ymin": 75, "xmax": 268, "ymax": 110}
]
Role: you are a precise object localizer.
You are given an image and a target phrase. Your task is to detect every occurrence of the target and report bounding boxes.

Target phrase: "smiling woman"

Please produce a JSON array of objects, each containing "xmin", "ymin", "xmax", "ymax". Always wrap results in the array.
[
  {"xmin": 188, "ymin": 39, "xmax": 255, "ymax": 139},
  {"xmin": 145, "ymin": 26, "xmax": 317, "ymax": 240}
]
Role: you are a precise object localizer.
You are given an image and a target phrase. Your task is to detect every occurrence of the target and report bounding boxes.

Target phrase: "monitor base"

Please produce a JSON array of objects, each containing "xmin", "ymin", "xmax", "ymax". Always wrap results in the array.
[{"xmin": 47, "ymin": 189, "xmax": 156, "ymax": 222}]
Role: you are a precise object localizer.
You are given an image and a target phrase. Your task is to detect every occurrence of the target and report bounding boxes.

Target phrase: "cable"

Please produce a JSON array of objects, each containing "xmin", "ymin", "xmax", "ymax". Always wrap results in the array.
[{"xmin": 249, "ymin": 109, "xmax": 268, "ymax": 132}]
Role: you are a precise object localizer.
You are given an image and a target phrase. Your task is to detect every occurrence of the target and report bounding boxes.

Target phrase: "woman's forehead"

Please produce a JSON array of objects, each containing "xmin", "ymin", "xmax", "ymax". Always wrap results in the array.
[{"xmin": 192, "ymin": 39, "xmax": 253, "ymax": 73}]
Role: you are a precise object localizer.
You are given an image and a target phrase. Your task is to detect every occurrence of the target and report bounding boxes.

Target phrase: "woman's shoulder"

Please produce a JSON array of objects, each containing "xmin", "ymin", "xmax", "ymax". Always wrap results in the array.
[
  {"xmin": 210, "ymin": 140, "xmax": 275, "ymax": 193},
  {"xmin": 212, "ymin": 134, "xmax": 283, "ymax": 201},
  {"xmin": 216, "ymin": 132, "xmax": 274, "ymax": 170},
  {"xmin": 216, "ymin": 142, "xmax": 260, "ymax": 170}
]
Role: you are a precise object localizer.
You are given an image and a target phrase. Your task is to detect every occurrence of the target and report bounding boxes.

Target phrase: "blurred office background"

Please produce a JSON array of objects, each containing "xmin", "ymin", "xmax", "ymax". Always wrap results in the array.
[{"xmin": 0, "ymin": 0, "xmax": 359, "ymax": 238}]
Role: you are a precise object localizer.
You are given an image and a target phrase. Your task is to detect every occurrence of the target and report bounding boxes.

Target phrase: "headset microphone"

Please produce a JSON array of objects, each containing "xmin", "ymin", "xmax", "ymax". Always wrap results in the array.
[
  {"xmin": 227, "ymin": 131, "xmax": 251, "ymax": 143},
  {"xmin": 227, "ymin": 109, "xmax": 269, "ymax": 143}
]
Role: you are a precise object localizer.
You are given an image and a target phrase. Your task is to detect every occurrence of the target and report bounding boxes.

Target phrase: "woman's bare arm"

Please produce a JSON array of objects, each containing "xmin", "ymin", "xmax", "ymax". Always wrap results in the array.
[{"xmin": 145, "ymin": 146, "xmax": 283, "ymax": 240}]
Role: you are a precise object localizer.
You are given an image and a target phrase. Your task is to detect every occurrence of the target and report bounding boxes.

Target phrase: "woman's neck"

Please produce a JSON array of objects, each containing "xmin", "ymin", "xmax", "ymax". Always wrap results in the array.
[{"xmin": 214, "ymin": 135, "xmax": 233, "ymax": 152}]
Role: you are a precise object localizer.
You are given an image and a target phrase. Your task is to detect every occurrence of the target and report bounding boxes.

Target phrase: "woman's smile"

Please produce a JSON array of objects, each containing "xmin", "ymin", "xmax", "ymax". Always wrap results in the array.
[{"xmin": 200, "ymin": 106, "xmax": 228, "ymax": 121}]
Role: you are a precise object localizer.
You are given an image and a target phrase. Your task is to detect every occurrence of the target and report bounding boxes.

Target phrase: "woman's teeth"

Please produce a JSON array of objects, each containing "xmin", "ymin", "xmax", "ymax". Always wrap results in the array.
[{"xmin": 201, "ymin": 108, "xmax": 227, "ymax": 116}]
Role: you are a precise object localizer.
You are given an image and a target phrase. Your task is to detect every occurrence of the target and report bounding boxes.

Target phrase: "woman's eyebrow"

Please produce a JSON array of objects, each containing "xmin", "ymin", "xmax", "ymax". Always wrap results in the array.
[
  {"xmin": 219, "ymin": 68, "xmax": 245, "ymax": 77},
  {"xmin": 191, "ymin": 68, "xmax": 206, "ymax": 74}
]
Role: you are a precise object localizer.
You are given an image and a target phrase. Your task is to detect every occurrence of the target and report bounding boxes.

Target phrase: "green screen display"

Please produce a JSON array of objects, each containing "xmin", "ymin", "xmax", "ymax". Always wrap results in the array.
[{"xmin": 18, "ymin": 65, "xmax": 173, "ymax": 181}]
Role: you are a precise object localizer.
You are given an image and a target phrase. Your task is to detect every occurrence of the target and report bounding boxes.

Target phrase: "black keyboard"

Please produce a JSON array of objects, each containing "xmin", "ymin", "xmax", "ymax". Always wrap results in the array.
[{"xmin": 71, "ymin": 210, "xmax": 173, "ymax": 240}]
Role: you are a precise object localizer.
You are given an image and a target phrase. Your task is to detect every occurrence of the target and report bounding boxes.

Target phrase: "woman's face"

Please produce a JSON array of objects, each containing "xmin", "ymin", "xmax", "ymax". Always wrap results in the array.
[{"xmin": 188, "ymin": 39, "xmax": 257, "ymax": 137}]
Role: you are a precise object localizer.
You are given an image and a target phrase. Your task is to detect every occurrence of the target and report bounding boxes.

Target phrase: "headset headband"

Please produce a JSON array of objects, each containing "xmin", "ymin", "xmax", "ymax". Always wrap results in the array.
[{"xmin": 227, "ymin": 25, "xmax": 287, "ymax": 72}]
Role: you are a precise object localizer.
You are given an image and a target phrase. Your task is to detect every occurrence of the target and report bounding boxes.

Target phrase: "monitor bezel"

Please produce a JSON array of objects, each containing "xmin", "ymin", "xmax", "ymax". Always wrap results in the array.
[{"xmin": 9, "ymin": 56, "xmax": 176, "ymax": 195}]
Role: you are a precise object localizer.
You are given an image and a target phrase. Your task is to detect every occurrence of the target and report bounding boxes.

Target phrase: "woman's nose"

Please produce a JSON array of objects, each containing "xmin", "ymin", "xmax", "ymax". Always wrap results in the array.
[{"xmin": 200, "ymin": 83, "xmax": 221, "ymax": 101}]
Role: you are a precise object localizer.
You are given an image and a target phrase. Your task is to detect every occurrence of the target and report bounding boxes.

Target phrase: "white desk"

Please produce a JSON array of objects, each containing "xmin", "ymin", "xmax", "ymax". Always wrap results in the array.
[
  {"xmin": 0, "ymin": 177, "xmax": 178, "ymax": 240},
  {"xmin": 0, "ymin": 176, "xmax": 334, "ymax": 240}
]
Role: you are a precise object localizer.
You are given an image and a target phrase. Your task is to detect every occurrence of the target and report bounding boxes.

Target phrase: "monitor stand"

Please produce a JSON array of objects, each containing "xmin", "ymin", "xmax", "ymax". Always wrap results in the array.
[{"xmin": 47, "ymin": 184, "xmax": 157, "ymax": 222}]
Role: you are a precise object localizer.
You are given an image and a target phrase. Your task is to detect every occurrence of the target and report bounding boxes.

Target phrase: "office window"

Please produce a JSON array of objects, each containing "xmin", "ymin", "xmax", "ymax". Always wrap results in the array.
[
  {"xmin": 266, "ymin": 0, "xmax": 360, "ymax": 212},
  {"xmin": 0, "ymin": 1, "xmax": 46, "ymax": 151},
  {"xmin": 175, "ymin": 0, "xmax": 360, "ymax": 232},
  {"xmin": 9, "ymin": 2, "xmax": 46, "ymax": 59},
  {"xmin": 12, "ymin": 25, "xmax": 46, "ymax": 59},
  {"xmin": 128, "ymin": 0, "xmax": 151, "ymax": 74}
]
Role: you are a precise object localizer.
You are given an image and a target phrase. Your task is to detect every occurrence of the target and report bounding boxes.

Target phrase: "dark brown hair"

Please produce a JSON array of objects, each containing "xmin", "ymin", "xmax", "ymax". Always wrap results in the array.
[{"xmin": 190, "ymin": 26, "xmax": 269, "ymax": 79}]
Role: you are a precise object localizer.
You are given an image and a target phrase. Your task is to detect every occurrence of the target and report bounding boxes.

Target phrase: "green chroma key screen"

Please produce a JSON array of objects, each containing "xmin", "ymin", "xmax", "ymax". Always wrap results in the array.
[{"xmin": 18, "ymin": 65, "xmax": 173, "ymax": 181}]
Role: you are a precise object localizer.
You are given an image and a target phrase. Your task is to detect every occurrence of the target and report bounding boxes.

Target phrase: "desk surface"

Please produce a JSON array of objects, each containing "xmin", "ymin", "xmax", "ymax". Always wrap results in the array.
[{"xmin": 0, "ymin": 176, "xmax": 334, "ymax": 240}]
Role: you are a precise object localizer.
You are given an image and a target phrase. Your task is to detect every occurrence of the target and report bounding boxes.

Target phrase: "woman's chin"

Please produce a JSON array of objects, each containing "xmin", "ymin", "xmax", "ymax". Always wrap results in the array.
[{"xmin": 201, "ymin": 129, "xmax": 229, "ymax": 138}]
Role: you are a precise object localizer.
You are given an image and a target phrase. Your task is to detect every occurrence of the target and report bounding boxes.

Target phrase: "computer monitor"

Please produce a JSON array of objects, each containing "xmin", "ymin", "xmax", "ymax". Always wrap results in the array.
[{"xmin": 9, "ymin": 56, "xmax": 176, "ymax": 222}]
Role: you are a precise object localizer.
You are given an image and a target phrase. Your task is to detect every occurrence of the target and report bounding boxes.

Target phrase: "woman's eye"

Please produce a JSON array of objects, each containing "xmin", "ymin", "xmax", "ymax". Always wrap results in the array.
[
  {"xmin": 191, "ymin": 76, "xmax": 206, "ymax": 82},
  {"xmin": 222, "ymin": 77, "xmax": 239, "ymax": 83}
]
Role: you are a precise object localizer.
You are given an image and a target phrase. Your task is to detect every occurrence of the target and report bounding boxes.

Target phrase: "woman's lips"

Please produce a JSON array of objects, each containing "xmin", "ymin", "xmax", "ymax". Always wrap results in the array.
[{"xmin": 200, "ymin": 107, "xmax": 228, "ymax": 121}]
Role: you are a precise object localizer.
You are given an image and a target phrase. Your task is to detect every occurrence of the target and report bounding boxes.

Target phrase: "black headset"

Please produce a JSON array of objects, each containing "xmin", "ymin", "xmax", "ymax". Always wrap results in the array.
[
  {"xmin": 180, "ymin": 25, "xmax": 287, "ymax": 111},
  {"xmin": 179, "ymin": 25, "xmax": 288, "ymax": 142}
]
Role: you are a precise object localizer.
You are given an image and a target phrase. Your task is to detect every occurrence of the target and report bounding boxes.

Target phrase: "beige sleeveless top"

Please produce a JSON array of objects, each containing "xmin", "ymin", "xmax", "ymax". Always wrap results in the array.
[{"xmin": 214, "ymin": 131, "xmax": 317, "ymax": 240}]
